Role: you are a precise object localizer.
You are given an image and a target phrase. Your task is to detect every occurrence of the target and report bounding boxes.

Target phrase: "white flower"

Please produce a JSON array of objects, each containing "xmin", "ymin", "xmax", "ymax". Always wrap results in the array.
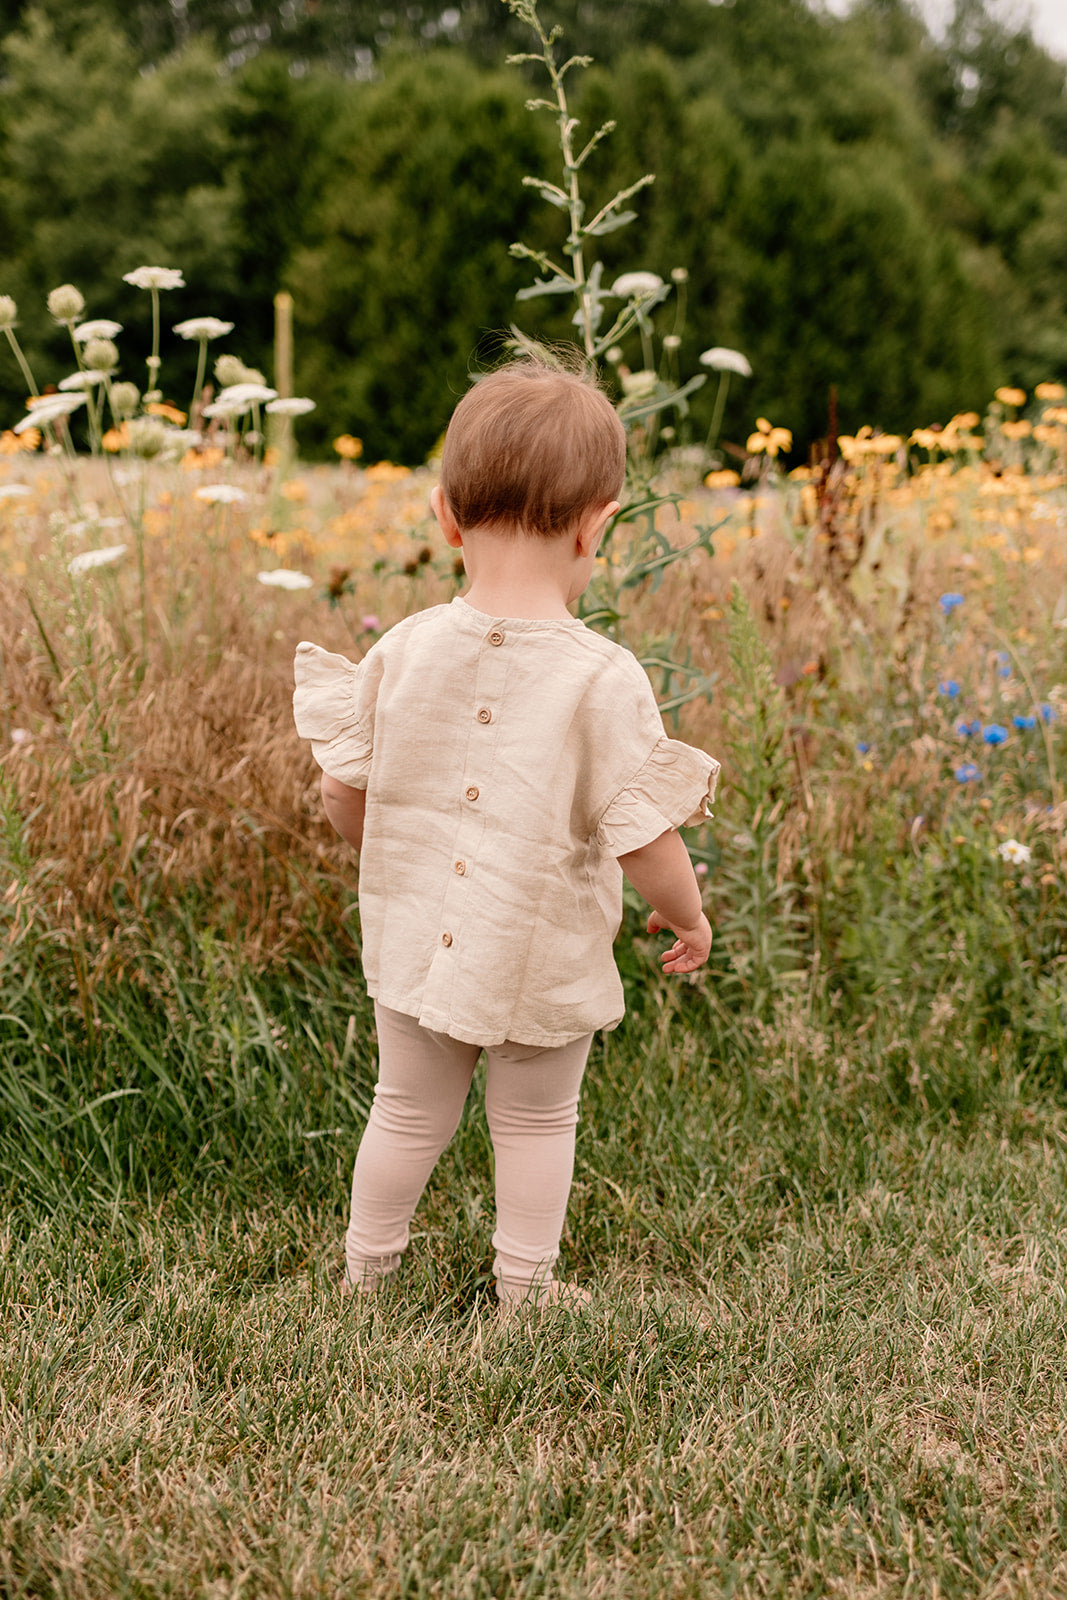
[
  {"xmin": 68, "ymin": 544, "xmax": 127, "ymax": 574},
  {"xmin": 83, "ymin": 338, "xmax": 119, "ymax": 373},
  {"xmin": 73, "ymin": 319, "xmax": 123, "ymax": 343},
  {"xmin": 0, "ymin": 483, "xmax": 32, "ymax": 498},
  {"xmin": 217, "ymin": 382, "xmax": 278, "ymax": 407},
  {"xmin": 265, "ymin": 397, "xmax": 315, "ymax": 416},
  {"xmin": 127, "ymin": 417, "xmax": 168, "ymax": 458},
  {"xmin": 257, "ymin": 569, "xmax": 313, "ymax": 590},
  {"xmin": 59, "ymin": 371, "xmax": 109, "ymax": 390},
  {"xmin": 195, "ymin": 484, "xmax": 248, "ymax": 505},
  {"xmin": 998, "ymin": 839, "xmax": 1032, "ymax": 865},
  {"xmin": 611, "ymin": 271, "xmax": 665, "ymax": 299},
  {"xmin": 173, "ymin": 317, "xmax": 234, "ymax": 341},
  {"xmin": 15, "ymin": 394, "xmax": 87, "ymax": 431},
  {"xmin": 620, "ymin": 369, "xmax": 658, "ymax": 396},
  {"xmin": 123, "ymin": 266, "xmax": 185, "ymax": 291},
  {"xmin": 699, "ymin": 347, "xmax": 752, "ymax": 377},
  {"xmin": 662, "ymin": 334, "xmax": 681, "ymax": 351},
  {"xmin": 10, "ymin": 727, "xmax": 32, "ymax": 745},
  {"xmin": 0, "ymin": 295, "xmax": 17, "ymax": 329}
]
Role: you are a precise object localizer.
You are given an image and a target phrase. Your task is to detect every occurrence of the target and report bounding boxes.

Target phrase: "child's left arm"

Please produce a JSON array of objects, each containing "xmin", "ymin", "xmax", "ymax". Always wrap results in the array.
[{"xmin": 321, "ymin": 773, "xmax": 367, "ymax": 852}]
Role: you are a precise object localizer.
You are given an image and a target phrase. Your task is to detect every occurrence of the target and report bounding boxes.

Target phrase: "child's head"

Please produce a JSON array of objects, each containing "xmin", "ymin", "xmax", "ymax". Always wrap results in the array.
[{"xmin": 439, "ymin": 359, "xmax": 626, "ymax": 539}]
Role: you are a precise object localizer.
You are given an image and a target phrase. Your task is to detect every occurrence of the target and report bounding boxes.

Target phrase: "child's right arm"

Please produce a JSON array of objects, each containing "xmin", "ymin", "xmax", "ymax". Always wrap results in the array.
[
  {"xmin": 321, "ymin": 773, "xmax": 367, "ymax": 852},
  {"xmin": 617, "ymin": 827, "xmax": 712, "ymax": 974}
]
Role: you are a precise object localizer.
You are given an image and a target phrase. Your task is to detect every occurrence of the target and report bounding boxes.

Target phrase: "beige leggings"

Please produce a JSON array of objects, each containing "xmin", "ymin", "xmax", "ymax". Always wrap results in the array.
[{"xmin": 345, "ymin": 1003, "xmax": 594, "ymax": 1303}]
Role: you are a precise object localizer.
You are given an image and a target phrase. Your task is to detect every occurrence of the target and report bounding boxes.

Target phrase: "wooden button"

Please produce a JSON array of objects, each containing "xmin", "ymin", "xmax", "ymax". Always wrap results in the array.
[
  {"xmin": 488, "ymin": 629, "xmax": 504, "ymax": 646},
  {"xmin": 465, "ymin": 785, "xmax": 479, "ymax": 801},
  {"xmin": 477, "ymin": 707, "xmax": 492, "ymax": 724},
  {"xmin": 441, "ymin": 931, "xmax": 453, "ymax": 947},
  {"xmin": 454, "ymin": 860, "xmax": 466, "ymax": 875}
]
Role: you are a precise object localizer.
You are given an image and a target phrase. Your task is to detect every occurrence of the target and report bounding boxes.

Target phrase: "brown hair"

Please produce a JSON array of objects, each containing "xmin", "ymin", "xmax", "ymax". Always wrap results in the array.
[{"xmin": 439, "ymin": 359, "xmax": 626, "ymax": 538}]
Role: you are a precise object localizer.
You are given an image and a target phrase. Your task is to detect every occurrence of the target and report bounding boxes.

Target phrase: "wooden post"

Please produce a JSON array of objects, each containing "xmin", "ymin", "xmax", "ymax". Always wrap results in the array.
[
  {"xmin": 273, "ymin": 291, "xmax": 293, "ymax": 462},
  {"xmin": 274, "ymin": 291, "xmax": 293, "ymax": 398}
]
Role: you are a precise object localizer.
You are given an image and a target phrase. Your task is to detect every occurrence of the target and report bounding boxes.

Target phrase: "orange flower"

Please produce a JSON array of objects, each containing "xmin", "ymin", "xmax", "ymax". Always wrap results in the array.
[
  {"xmin": 146, "ymin": 402, "xmax": 187, "ymax": 425},
  {"xmin": 333, "ymin": 434, "xmax": 363, "ymax": 460},
  {"xmin": 995, "ymin": 386, "xmax": 1026, "ymax": 407},
  {"xmin": 703, "ymin": 469, "xmax": 740, "ymax": 488},
  {"xmin": 0, "ymin": 427, "xmax": 40, "ymax": 453},
  {"xmin": 1035, "ymin": 382, "xmax": 1066, "ymax": 401},
  {"xmin": 103, "ymin": 423, "xmax": 130, "ymax": 452}
]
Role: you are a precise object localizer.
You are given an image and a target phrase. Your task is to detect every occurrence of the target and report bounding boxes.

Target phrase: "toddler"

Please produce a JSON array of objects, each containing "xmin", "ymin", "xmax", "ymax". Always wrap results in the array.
[{"xmin": 293, "ymin": 360, "xmax": 719, "ymax": 1307}]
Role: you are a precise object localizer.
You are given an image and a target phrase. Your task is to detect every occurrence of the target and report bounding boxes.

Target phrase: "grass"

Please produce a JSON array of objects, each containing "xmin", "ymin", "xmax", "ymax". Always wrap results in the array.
[
  {"xmin": 4, "ymin": 983, "xmax": 1067, "ymax": 1598},
  {"xmin": 2, "ymin": 408, "xmax": 1067, "ymax": 1594}
]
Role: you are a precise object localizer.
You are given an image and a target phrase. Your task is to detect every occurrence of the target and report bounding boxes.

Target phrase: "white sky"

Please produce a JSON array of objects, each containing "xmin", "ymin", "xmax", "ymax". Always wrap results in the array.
[{"xmin": 823, "ymin": 0, "xmax": 1067, "ymax": 60}]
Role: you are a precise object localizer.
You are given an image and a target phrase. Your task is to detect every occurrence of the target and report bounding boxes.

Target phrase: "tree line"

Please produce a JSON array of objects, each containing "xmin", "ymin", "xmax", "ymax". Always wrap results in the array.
[{"xmin": 0, "ymin": 0, "xmax": 1065, "ymax": 462}]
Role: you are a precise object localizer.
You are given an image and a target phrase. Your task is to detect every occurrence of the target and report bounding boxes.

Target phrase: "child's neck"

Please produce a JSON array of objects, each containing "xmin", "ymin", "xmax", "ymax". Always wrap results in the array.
[{"xmin": 459, "ymin": 529, "xmax": 581, "ymax": 621}]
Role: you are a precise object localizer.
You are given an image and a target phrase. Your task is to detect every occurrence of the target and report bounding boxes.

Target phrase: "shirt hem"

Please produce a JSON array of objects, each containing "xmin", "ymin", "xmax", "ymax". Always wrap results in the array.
[{"xmin": 367, "ymin": 983, "xmax": 622, "ymax": 1050}]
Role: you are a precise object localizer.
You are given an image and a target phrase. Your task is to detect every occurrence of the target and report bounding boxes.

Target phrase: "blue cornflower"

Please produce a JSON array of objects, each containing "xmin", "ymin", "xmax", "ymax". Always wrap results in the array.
[
  {"xmin": 956, "ymin": 719, "xmax": 981, "ymax": 737},
  {"xmin": 955, "ymin": 762, "xmax": 981, "ymax": 783},
  {"xmin": 996, "ymin": 651, "xmax": 1011, "ymax": 679},
  {"xmin": 982, "ymin": 723, "xmax": 1009, "ymax": 745},
  {"xmin": 939, "ymin": 679, "xmax": 961, "ymax": 697},
  {"xmin": 1041, "ymin": 703, "xmax": 1056, "ymax": 723},
  {"xmin": 939, "ymin": 592, "xmax": 965, "ymax": 615},
  {"xmin": 856, "ymin": 741, "xmax": 871, "ymax": 754},
  {"xmin": 1013, "ymin": 714, "xmax": 1036, "ymax": 730}
]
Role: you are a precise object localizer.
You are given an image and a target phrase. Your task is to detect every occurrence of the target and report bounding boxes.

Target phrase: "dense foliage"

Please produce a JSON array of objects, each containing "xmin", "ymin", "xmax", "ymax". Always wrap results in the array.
[{"xmin": 0, "ymin": 0, "xmax": 1065, "ymax": 459}]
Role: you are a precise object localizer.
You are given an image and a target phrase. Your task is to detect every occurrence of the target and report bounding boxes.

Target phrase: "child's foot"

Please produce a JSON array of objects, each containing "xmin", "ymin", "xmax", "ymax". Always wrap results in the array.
[
  {"xmin": 343, "ymin": 1252, "xmax": 401, "ymax": 1296},
  {"xmin": 497, "ymin": 1279, "xmax": 592, "ymax": 1312}
]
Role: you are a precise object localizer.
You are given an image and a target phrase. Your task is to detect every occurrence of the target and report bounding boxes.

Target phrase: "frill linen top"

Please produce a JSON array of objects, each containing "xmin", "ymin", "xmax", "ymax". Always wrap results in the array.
[{"xmin": 293, "ymin": 597, "xmax": 720, "ymax": 1048}]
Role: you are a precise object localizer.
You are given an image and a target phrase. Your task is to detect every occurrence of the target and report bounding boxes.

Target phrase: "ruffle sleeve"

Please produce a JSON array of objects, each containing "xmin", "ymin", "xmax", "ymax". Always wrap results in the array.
[
  {"xmin": 293, "ymin": 640, "xmax": 373, "ymax": 788},
  {"xmin": 594, "ymin": 738, "xmax": 720, "ymax": 856}
]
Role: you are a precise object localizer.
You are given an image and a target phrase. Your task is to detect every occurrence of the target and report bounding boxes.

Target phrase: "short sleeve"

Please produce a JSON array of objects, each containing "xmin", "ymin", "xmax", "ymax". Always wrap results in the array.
[
  {"xmin": 293, "ymin": 640, "xmax": 374, "ymax": 789},
  {"xmin": 594, "ymin": 737, "xmax": 720, "ymax": 856}
]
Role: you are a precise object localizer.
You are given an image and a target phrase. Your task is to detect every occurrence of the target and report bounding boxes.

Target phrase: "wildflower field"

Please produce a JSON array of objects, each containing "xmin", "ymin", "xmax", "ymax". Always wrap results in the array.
[{"xmin": 3, "ymin": 364, "xmax": 1067, "ymax": 1597}]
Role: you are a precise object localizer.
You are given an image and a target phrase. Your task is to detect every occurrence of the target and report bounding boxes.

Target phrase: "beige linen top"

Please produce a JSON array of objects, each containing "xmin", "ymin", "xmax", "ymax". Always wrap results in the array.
[{"xmin": 293, "ymin": 597, "xmax": 719, "ymax": 1048}]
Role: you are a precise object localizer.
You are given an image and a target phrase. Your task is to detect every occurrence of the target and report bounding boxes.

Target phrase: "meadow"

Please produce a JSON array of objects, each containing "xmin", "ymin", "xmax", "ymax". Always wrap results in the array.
[{"xmin": 1, "ymin": 374, "xmax": 1067, "ymax": 1597}]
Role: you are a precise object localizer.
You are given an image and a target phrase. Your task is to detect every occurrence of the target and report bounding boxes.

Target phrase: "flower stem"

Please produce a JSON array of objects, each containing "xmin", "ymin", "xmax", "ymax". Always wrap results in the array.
[
  {"xmin": 4, "ymin": 326, "xmax": 39, "ymax": 398},
  {"xmin": 705, "ymin": 372, "xmax": 731, "ymax": 461}
]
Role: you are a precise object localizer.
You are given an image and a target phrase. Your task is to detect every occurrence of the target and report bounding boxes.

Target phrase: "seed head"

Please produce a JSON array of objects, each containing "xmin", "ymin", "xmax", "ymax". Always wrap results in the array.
[
  {"xmin": 0, "ymin": 296, "xmax": 18, "ymax": 329},
  {"xmin": 47, "ymin": 284, "xmax": 85, "ymax": 323},
  {"xmin": 83, "ymin": 338, "xmax": 119, "ymax": 372},
  {"xmin": 109, "ymin": 382, "xmax": 140, "ymax": 418}
]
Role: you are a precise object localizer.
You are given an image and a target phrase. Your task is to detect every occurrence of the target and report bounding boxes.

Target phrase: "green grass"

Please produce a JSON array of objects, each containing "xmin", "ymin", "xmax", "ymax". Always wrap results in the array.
[{"xmin": 4, "ymin": 925, "xmax": 1067, "ymax": 1598}]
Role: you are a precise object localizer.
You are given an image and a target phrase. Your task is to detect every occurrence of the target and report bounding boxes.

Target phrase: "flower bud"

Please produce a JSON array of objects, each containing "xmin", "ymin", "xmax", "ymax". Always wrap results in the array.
[
  {"xmin": 83, "ymin": 338, "xmax": 119, "ymax": 372},
  {"xmin": 127, "ymin": 417, "xmax": 167, "ymax": 458},
  {"xmin": 670, "ymin": 267, "xmax": 689, "ymax": 283},
  {"xmin": 109, "ymin": 381, "xmax": 140, "ymax": 418},
  {"xmin": 0, "ymin": 295, "xmax": 17, "ymax": 329},
  {"xmin": 214, "ymin": 354, "xmax": 248, "ymax": 388},
  {"xmin": 47, "ymin": 284, "xmax": 86, "ymax": 323}
]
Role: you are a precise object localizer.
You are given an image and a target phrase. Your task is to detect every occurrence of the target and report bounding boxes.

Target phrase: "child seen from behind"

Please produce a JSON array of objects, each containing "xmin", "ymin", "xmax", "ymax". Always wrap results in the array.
[{"xmin": 293, "ymin": 359, "xmax": 720, "ymax": 1307}]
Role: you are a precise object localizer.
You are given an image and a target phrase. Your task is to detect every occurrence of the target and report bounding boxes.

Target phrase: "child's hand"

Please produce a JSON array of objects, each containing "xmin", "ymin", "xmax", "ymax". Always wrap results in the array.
[{"xmin": 646, "ymin": 910, "xmax": 713, "ymax": 973}]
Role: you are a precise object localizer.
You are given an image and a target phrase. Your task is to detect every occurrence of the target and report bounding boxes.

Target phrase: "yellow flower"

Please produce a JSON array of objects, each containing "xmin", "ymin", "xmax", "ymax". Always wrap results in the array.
[
  {"xmin": 364, "ymin": 461, "xmax": 412, "ymax": 482},
  {"xmin": 746, "ymin": 417, "xmax": 792, "ymax": 456},
  {"xmin": 909, "ymin": 427, "xmax": 943, "ymax": 450},
  {"xmin": 703, "ymin": 469, "xmax": 740, "ymax": 488},
  {"xmin": 333, "ymin": 434, "xmax": 363, "ymax": 460},
  {"xmin": 1033, "ymin": 424, "xmax": 1065, "ymax": 446},
  {"xmin": 1035, "ymin": 382, "xmax": 1066, "ymax": 401},
  {"xmin": 995, "ymin": 386, "xmax": 1026, "ymax": 407},
  {"xmin": 1000, "ymin": 419, "xmax": 1032, "ymax": 440},
  {"xmin": 102, "ymin": 423, "xmax": 130, "ymax": 452},
  {"xmin": 949, "ymin": 412, "xmax": 980, "ymax": 430},
  {"xmin": 280, "ymin": 479, "xmax": 308, "ymax": 502},
  {"xmin": 1042, "ymin": 406, "xmax": 1067, "ymax": 425}
]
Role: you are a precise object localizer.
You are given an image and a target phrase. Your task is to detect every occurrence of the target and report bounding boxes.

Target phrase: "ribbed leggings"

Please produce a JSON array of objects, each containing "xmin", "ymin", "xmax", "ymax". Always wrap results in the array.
[{"xmin": 345, "ymin": 1003, "xmax": 594, "ymax": 1303}]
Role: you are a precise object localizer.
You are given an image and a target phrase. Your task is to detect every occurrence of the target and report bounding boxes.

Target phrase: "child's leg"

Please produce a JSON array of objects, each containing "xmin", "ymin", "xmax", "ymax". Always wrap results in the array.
[
  {"xmin": 345, "ymin": 1003, "xmax": 481, "ymax": 1290},
  {"xmin": 483, "ymin": 1032, "xmax": 594, "ymax": 1306}
]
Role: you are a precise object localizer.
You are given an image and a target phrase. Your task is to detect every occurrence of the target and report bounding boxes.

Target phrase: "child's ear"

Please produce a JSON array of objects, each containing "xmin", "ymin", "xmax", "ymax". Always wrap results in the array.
[
  {"xmin": 577, "ymin": 500, "xmax": 620, "ymax": 557},
  {"xmin": 431, "ymin": 486, "xmax": 464, "ymax": 548}
]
